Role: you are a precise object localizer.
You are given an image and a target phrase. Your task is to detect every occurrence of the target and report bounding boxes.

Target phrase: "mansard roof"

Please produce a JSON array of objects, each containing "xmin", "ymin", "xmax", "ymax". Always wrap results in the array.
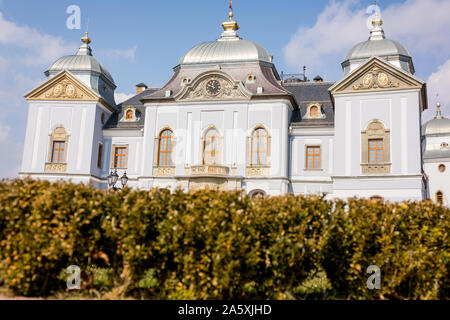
[
  {"xmin": 103, "ymin": 88, "xmax": 159, "ymax": 130},
  {"xmin": 284, "ymin": 81, "xmax": 335, "ymax": 127}
]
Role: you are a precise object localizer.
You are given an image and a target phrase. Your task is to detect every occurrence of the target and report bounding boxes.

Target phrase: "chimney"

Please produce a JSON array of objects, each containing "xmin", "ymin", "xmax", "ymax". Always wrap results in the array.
[
  {"xmin": 313, "ymin": 75, "xmax": 324, "ymax": 83},
  {"xmin": 136, "ymin": 83, "xmax": 148, "ymax": 95}
]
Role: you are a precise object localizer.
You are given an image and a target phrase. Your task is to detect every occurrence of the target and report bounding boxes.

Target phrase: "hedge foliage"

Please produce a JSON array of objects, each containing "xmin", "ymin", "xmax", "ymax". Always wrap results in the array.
[{"xmin": 0, "ymin": 179, "xmax": 448, "ymax": 299}]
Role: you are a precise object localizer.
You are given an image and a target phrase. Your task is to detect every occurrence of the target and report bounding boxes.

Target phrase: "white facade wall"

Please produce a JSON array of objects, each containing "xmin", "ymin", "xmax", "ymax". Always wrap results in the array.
[{"xmin": 332, "ymin": 89, "xmax": 424, "ymax": 201}]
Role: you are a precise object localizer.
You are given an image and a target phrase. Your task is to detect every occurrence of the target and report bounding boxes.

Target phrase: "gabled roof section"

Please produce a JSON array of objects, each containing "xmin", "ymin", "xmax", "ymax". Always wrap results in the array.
[
  {"xmin": 25, "ymin": 70, "xmax": 115, "ymax": 111},
  {"xmin": 330, "ymin": 56, "xmax": 427, "ymax": 110}
]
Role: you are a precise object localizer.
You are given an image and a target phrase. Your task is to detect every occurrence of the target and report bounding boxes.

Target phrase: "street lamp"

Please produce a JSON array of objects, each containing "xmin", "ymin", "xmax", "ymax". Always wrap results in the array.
[{"xmin": 108, "ymin": 170, "xmax": 128, "ymax": 190}]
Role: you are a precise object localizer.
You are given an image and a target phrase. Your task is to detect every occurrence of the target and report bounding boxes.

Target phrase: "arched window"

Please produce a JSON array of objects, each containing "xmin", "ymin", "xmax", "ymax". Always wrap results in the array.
[
  {"xmin": 48, "ymin": 126, "xmax": 69, "ymax": 164},
  {"xmin": 436, "ymin": 191, "xmax": 444, "ymax": 205},
  {"xmin": 361, "ymin": 119, "xmax": 391, "ymax": 174},
  {"xmin": 203, "ymin": 128, "xmax": 220, "ymax": 165},
  {"xmin": 158, "ymin": 129, "xmax": 173, "ymax": 166},
  {"xmin": 250, "ymin": 189, "xmax": 266, "ymax": 200},
  {"xmin": 46, "ymin": 126, "xmax": 69, "ymax": 172},
  {"xmin": 251, "ymin": 128, "xmax": 268, "ymax": 166},
  {"xmin": 126, "ymin": 110, "xmax": 133, "ymax": 120},
  {"xmin": 310, "ymin": 106, "xmax": 319, "ymax": 118}
]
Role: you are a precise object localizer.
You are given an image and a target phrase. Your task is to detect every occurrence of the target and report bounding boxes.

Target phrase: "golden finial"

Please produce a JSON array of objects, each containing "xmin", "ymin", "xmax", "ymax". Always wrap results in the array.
[
  {"xmin": 81, "ymin": 18, "xmax": 91, "ymax": 44},
  {"xmin": 81, "ymin": 31, "xmax": 91, "ymax": 44},
  {"xmin": 221, "ymin": 0, "xmax": 239, "ymax": 34}
]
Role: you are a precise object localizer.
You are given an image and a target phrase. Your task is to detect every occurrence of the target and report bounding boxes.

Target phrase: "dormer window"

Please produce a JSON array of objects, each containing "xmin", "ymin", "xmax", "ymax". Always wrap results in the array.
[
  {"xmin": 441, "ymin": 142, "xmax": 449, "ymax": 149},
  {"xmin": 120, "ymin": 107, "xmax": 139, "ymax": 122},
  {"xmin": 126, "ymin": 110, "xmax": 133, "ymax": 120},
  {"xmin": 304, "ymin": 102, "xmax": 326, "ymax": 120}
]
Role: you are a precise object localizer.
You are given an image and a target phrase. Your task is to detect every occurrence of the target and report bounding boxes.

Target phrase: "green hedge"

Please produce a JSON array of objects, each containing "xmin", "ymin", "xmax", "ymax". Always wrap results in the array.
[{"xmin": 0, "ymin": 179, "xmax": 448, "ymax": 299}]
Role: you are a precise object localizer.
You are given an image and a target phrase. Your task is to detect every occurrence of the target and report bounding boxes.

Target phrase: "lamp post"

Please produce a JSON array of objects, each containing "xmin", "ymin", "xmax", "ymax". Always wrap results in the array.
[{"xmin": 107, "ymin": 170, "xmax": 128, "ymax": 191}]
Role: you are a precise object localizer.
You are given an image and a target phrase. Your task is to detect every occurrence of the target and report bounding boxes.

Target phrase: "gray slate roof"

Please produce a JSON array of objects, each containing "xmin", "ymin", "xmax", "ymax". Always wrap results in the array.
[
  {"xmin": 104, "ymin": 82, "xmax": 336, "ymax": 130},
  {"xmin": 103, "ymin": 88, "xmax": 159, "ymax": 130},
  {"xmin": 283, "ymin": 82, "xmax": 335, "ymax": 126}
]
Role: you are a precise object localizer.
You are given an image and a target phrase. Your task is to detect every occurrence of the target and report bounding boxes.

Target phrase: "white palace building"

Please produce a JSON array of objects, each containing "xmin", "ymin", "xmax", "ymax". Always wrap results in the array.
[{"xmin": 20, "ymin": 8, "xmax": 450, "ymax": 204}]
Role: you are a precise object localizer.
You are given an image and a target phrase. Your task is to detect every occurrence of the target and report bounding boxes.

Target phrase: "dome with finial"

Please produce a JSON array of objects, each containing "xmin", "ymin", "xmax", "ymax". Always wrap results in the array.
[
  {"xmin": 178, "ymin": 8, "xmax": 271, "ymax": 66},
  {"xmin": 423, "ymin": 103, "xmax": 450, "ymax": 136},
  {"xmin": 46, "ymin": 32, "xmax": 115, "ymax": 87},
  {"xmin": 45, "ymin": 32, "xmax": 116, "ymax": 106},
  {"xmin": 342, "ymin": 9, "xmax": 414, "ymax": 76}
]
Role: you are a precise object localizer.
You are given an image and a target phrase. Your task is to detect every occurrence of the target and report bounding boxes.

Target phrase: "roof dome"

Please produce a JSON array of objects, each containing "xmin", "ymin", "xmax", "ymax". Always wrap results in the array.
[
  {"xmin": 178, "ymin": 11, "xmax": 271, "ymax": 66},
  {"xmin": 46, "ymin": 33, "xmax": 115, "ymax": 86},
  {"xmin": 342, "ymin": 14, "xmax": 414, "ymax": 75},
  {"xmin": 345, "ymin": 38, "xmax": 410, "ymax": 61},
  {"xmin": 179, "ymin": 39, "xmax": 271, "ymax": 65},
  {"xmin": 423, "ymin": 104, "xmax": 450, "ymax": 136}
]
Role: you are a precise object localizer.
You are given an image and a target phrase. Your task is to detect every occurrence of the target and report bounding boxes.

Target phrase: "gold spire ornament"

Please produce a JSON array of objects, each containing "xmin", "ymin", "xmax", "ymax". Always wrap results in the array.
[
  {"xmin": 222, "ymin": 0, "xmax": 239, "ymax": 34},
  {"xmin": 81, "ymin": 31, "xmax": 91, "ymax": 45},
  {"xmin": 435, "ymin": 102, "xmax": 444, "ymax": 119}
]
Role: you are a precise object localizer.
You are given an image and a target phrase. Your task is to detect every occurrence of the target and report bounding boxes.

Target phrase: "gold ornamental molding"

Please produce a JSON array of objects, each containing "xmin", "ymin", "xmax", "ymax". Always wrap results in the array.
[
  {"xmin": 175, "ymin": 71, "xmax": 252, "ymax": 102},
  {"xmin": 246, "ymin": 166, "xmax": 270, "ymax": 177},
  {"xmin": 25, "ymin": 71, "xmax": 99, "ymax": 102},
  {"xmin": 45, "ymin": 163, "xmax": 67, "ymax": 173},
  {"xmin": 330, "ymin": 57, "xmax": 424, "ymax": 95},
  {"xmin": 153, "ymin": 166, "xmax": 176, "ymax": 177},
  {"xmin": 352, "ymin": 67, "xmax": 400, "ymax": 91}
]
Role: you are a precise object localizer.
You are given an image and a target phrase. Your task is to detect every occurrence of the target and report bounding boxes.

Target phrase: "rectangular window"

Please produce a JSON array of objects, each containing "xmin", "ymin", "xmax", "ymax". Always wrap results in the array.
[
  {"xmin": 97, "ymin": 144, "xmax": 103, "ymax": 169},
  {"xmin": 113, "ymin": 146, "xmax": 128, "ymax": 169},
  {"xmin": 306, "ymin": 146, "xmax": 321, "ymax": 169},
  {"xmin": 368, "ymin": 139, "xmax": 384, "ymax": 164},
  {"xmin": 51, "ymin": 141, "xmax": 65, "ymax": 163}
]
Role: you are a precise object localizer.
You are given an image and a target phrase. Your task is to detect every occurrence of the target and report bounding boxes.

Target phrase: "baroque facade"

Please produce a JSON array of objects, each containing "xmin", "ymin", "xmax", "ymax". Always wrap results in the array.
[{"xmin": 20, "ymin": 9, "xmax": 450, "ymax": 203}]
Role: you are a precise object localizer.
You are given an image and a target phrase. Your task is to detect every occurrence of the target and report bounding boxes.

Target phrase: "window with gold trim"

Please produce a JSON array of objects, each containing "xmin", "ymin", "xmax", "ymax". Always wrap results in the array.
[
  {"xmin": 436, "ymin": 191, "xmax": 444, "ymax": 205},
  {"xmin": 158, "ymin": 129, "xmax": 173, "ymax": 166},
  {"xmin": 368, "ymin": 139, "xmax": 384, "ymax": 164},
  {"xmin": 251, "ymin": 128, "xmax": 268, "ymax": 166},
  {"xmin": 126, "ymin": 110, "xmax": 133, "ymax": 120},
  {"xmin": 112, "ymin": 146, "xmax": 128, "ymax": 169},
  {"xmin": 51, "ymin": 141, "xmax": 65, "ymax": 163},
  {"xmin": 203, "ymin": 128, "xmax": 220, "ymax": 165},
  {"xmin": 306, "ymin": 146, "xmax": 321, "ymax": 169}
]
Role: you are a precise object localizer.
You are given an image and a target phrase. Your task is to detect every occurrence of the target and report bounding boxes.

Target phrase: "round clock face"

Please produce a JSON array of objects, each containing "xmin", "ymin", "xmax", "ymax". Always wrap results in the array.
[{"xmin": 206, "ymin": 79, "xmax": 221, "ymax": 96}]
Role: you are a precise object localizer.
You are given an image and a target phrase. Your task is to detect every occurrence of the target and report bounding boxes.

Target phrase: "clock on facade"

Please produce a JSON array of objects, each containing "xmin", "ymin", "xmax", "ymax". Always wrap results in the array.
[{"xmin": 206, "ymin": 79, "xmax": 221, "ymax": 96}]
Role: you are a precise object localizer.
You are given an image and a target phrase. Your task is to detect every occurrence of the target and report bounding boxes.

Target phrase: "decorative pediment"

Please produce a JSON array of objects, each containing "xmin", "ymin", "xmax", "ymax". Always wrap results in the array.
[
  {"xmin": 330, "ymin": 57, "xmax": 424, "ymax": 95},
  {"xmin": 175, "ymin": 71, "xmax": 252, "ymax": 102},
  {"xmin": 25, "ymin": 71, "xmax": 99, "ymax": 102}
]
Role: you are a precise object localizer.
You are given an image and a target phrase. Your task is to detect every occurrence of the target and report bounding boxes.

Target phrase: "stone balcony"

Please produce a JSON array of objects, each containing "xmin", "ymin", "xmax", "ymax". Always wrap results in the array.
[{"xmin": 190, "ymin": 165, "xmax": 230, "ymax": 177}]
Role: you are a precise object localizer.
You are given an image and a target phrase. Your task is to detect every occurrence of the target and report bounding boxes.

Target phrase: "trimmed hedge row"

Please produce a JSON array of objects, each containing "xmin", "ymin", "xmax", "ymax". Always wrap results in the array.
[{"xmin": 0, "ymin": 179, "xmax": 448, "ymax": 299}]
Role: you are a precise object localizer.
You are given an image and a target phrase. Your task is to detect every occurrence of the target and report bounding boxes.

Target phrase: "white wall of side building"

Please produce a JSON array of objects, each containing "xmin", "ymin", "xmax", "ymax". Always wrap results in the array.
[{"xmin": 331, "ymin": 89, "xmax": 424, "ymax": 201}]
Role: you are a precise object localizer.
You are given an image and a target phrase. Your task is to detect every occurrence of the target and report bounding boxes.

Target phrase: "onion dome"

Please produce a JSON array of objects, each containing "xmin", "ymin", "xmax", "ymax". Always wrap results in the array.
[{"xmin": 342, "ymin": 12, "xmax": 414, "ymax": 76}]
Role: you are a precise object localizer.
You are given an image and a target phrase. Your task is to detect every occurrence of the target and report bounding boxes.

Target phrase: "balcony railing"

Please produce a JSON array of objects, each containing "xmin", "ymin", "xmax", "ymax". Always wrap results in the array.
[{"xmin": 191, "ymin": 165, "xmax": 230, "ymax": 177}]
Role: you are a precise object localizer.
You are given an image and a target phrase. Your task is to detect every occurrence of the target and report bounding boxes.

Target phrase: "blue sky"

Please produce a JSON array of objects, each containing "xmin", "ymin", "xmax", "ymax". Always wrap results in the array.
[{"xmin": 1, "ymin": 0, "xmax": 450, "ymax": 177}]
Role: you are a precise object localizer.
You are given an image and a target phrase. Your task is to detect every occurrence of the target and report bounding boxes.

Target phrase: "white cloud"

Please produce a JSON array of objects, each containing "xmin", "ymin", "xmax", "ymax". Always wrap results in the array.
[
  {"xmin": 283, "ymin": 0, "xmax": 450, "ymax": 80},
  {"xmin": 115, "ymin": 92, "xmax": 134, "ymax": 104},
  {"xmin": 0, "ymin": 12, "xmax": 76, "ymax": 66},
  {"xmin": 98, "ymin": 46, "xmax": 137, "ymax": 62},
  {"xmin": 0, "ymin": 121, "xmax": 9, "ymax": 143},
  {"xmin": 0, "ymin": 120, "xmax": 22, "ymax": 178},
  {"xmin": 423, "ymin": 60, "xmax": 450, "ymax": 122}
]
